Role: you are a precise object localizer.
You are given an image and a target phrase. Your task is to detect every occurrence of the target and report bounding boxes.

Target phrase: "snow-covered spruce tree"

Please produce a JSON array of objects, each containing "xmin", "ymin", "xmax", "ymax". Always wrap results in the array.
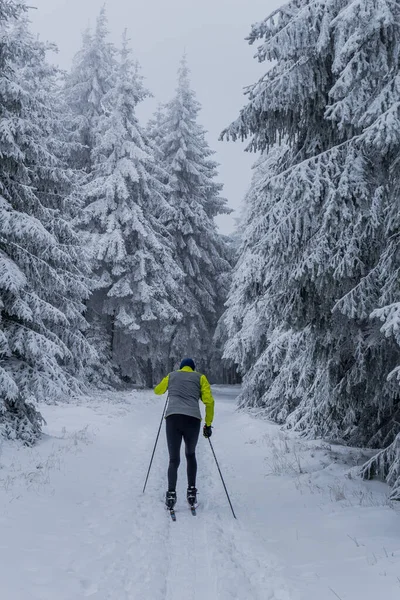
[
  {"xmin": 13, "ymin": 16, "xmax": 96, "ymax": 378},
  {"xmin": 146, "ymin": 104, "xmax": 168, "ymax": 169},
  {"xmin": 360, "ymin": 67, "xmax": 400, "ymax": 499},
  {"xmin": 213, "ymin": 214, "xmax": 244, "ymax": 384},
  {"xmin": 222, "ymin": 147, "xmax": 314, "ymax": 418},
  {"xmin": 362, "ymin": 239, "xmax": 400, "ymax": 498},
  {"xmin": 64, "ymin": 6, "xmax": 117, "ymax": 173},
  {"xmin": 64, "ymin": 7, "xmax": 120, "ymax": 384},
  {"xmin": 222, "ymin": 0, "xmax": 400, "ymax": 456},
  {"xmin": 0, "ymin": 6, "xmax": 94, "ymax": 443},
  {"xmin": 78, "ymin": 34, "xmax": 183, "ymax": 386},
  {"xmin": 148, "ymin": 57, "xmax": 231, "ymax": 377}
]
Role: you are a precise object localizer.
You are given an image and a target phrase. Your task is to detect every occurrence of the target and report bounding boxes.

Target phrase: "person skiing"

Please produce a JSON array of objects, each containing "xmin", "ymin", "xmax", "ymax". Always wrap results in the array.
[{"xmin": 154, "ymin": 358, "xmax": 214, "ymax": 510}]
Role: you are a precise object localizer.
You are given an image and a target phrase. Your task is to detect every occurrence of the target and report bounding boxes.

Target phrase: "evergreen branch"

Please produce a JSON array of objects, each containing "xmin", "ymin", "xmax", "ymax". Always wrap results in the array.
[{"xmin": 0, "ymin": 237, "xmax": 85, "ymax": 282}]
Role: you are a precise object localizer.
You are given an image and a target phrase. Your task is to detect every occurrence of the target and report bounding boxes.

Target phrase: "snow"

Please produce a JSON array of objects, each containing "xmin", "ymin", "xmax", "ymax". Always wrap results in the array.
[{"xmin": 0, "ymin": 386, "xmax": 399, "ymax": 600}]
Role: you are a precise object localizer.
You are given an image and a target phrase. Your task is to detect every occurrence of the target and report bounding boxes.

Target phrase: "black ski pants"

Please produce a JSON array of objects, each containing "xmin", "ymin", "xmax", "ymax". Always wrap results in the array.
[{"xmin": 165, "ymin": 414, "xmax": 201, "ymax": 491}]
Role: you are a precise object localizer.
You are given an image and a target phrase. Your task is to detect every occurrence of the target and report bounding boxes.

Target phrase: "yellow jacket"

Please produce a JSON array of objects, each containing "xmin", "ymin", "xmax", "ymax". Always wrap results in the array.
[{"xmin": 154, "ymin": 366, "xmax": 214, "ymax": 426}]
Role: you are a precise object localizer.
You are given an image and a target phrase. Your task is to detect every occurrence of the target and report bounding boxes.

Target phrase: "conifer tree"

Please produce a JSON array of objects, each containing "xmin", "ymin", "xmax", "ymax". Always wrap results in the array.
[
  {"xmin": 149, "ymin": 57, "xmax": 231, "ymax": 374},
  {"xmin": 222, "ymin": 0, "xmax": 400, "ymax": 494},
  {"xmin": 64, "ymin": 8, "xmax": 120, "ymax": 384},
  {"xmin": 146, "ymin": 104, "xmax": 168, "ymax": 168},
  {"xmin": 0, "ymin": 4, "xmax": 94, "ymax": 443},
  {"xmin": 64, "ymin": 6, "xmax": 116, "ymax": 173},
  {"xmin": 78, "ymin": 34, "xmax": 183, "ymax": 385}
]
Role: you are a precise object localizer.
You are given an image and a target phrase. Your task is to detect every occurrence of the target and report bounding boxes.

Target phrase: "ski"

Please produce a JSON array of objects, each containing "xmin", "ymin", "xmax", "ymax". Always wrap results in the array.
[
  {"xmin": 190, "ymin": 506, "xmax": 196, "ymax": 516},
  {"xmin": 169, "ymin": 508, "xmax": 176, "ymax": 521}
]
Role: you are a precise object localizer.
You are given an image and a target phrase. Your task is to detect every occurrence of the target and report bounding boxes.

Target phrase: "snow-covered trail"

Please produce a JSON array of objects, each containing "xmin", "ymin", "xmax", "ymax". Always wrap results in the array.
[{"xmin": 0, "ymin": 387, "xmax": 399, "ymax": 599}]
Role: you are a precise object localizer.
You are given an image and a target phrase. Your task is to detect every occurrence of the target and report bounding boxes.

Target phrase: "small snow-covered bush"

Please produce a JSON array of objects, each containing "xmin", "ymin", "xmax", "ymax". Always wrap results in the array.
[{"xmin": 0, "ymin": 396, "xmax": 44, "ymax": 446}]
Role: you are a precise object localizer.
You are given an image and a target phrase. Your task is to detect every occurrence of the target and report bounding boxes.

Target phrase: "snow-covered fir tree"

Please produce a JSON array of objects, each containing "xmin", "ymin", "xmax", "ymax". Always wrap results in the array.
[
  {"xmin": 148, "ymin": 57, "xmax": 231, "ymax": 376},
  {"xmin": 222, "ymin": 0, "xmax": 400, "ymax": 497},
  {"xmin": 64, "ymin": 6, "xmax": 116, "ymax": 173},
  {"xmin": 0, "ymin": 4, "xmax": 95, "ymax": 443},
  {"xmin": 78, "ymin": 34, "xmax": 184, "ymax": 386},
  {"xmin": 146, "ymin": 104, "xmax": 168, "ymax": 168},
  {"xmin": 64, "ymin": 8, "xmax": 120, "ymax": 384}
]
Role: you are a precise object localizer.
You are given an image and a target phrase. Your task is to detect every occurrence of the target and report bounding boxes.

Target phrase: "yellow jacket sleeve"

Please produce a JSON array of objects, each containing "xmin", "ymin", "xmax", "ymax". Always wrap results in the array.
[
  {"xmin": 200, "ymin": 374, "xmax": 214, "ymax": 426},
  {"xmin": 154, "ymin": 374, "xmax": 169, "ymax": 395}
]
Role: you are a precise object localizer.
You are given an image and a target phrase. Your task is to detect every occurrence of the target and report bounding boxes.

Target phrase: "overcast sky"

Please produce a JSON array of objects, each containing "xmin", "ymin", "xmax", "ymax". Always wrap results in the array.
[{"xmin": 29, "ymin": 0, "xmax": 280, "ymax": 234}]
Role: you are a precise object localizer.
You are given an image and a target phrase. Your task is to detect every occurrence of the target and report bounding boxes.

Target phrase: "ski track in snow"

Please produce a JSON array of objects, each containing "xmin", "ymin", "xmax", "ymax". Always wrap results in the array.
[
  {"xmin": 82, "ymin": 390, "xmax": 290, "ymax": 600},
  {"xmin": 0, "ymin": 387, "xmax": 399, "ymax": 599}
]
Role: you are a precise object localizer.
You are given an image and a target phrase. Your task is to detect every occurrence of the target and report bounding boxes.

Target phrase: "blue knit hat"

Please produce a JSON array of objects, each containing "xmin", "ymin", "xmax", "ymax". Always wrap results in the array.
[{"xmin": 179, "ymin": 358, "xmax": 196, "ymax": 371}]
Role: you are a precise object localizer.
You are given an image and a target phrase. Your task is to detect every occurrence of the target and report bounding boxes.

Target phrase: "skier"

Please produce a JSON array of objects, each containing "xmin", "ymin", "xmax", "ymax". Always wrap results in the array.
[{"xmin": 154, "ymin": 358, "xmax": 214, "ymax": 511}]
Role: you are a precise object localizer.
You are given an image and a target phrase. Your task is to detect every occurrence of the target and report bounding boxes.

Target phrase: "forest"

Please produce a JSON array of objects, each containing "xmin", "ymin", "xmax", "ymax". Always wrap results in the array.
[{"xmin": 1, "ymin": 0, "xmax": 400, "ymax": 503}]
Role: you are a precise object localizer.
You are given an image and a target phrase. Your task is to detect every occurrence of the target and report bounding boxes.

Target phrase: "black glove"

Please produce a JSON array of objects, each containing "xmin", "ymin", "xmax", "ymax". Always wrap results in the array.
[{"xmin": 203, "ymin": 424, "xmax": 212, "ymax": 438}]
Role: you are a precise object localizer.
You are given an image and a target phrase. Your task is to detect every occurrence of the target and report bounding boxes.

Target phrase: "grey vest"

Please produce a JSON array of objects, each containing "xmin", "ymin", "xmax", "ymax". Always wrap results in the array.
[{"xmin": 165, "ymin": 370, "xmax": 202, "ymax": 421}]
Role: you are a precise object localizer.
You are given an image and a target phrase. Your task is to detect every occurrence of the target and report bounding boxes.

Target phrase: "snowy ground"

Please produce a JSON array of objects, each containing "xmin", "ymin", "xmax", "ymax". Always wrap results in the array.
[{"xmin": 0, "ymin": 386, "xmax": 399, "ymax": 600}]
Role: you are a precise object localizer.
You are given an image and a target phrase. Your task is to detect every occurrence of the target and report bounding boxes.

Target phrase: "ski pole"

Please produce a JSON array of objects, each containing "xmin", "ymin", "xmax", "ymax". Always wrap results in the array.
[
  {"xmin": 143, "ymin": 396, "xmax": 168, "ymax": 494},
  {"xmin": 208, "ymin": 438, "xmax": 237, "ymax": 519}
]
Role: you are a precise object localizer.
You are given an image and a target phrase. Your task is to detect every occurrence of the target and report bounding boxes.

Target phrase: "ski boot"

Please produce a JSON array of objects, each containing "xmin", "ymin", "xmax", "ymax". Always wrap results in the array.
[
  {"xmin": 165, "ymin": 490, "xmax": 177, "ymax": 510},
  {"xmin": 187, "ymin": 486, "xmax": 197, "ymax": 507}
]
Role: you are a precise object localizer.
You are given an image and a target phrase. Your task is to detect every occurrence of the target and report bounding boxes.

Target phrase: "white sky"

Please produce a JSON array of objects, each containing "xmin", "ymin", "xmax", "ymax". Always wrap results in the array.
[{"xmin": 29, "ymin": 0, "xmax": 280, "ymax": 234}]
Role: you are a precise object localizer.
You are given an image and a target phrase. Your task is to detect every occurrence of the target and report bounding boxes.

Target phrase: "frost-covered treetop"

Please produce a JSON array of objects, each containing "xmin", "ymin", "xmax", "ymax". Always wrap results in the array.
[{"xmin": 65, "ymin": 6, "xmax": 117, "ymax": 121}]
